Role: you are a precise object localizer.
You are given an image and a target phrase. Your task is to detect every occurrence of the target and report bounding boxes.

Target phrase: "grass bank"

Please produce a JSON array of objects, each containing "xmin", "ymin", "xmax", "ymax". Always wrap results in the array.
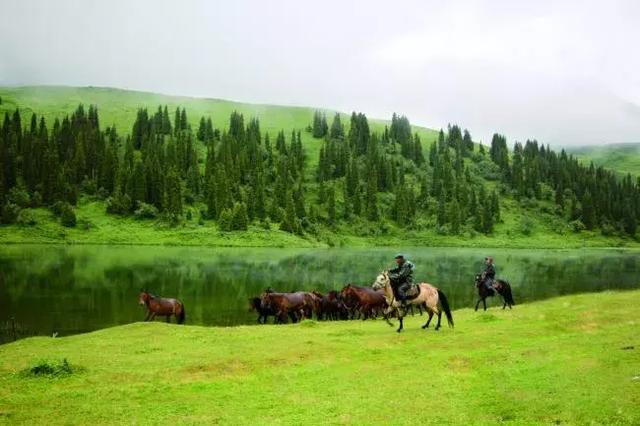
[
  {"xmin": 1, "ymin": 291, "xmax": 638, "ymax": 424},
  {"xmin": 1, "ymin": 198, "xmax": 639, "ymax": 249}
]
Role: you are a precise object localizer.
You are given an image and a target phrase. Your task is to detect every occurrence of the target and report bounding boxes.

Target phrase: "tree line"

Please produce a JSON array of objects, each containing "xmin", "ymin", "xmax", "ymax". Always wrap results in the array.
[{"xmin": 0, "ymin": 104, "xmax": 638, "ymax": 238}]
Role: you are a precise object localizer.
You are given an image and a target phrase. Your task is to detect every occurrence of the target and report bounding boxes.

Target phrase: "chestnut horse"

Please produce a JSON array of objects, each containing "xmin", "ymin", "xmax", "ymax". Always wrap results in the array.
[
  {"xmin": 373, "ymin": 272, "xmax": 453, "ymax": 333},
  {"xmin": 340, "ymin": 284, "xmax": 387, "ymax": 320},
  {"xmin": 474, "ymin": 275, "xmax": 515, "ymax": 311},
  {"xmin": 138, "ymin": 291, "xmax": 186, "ymax": 324}
]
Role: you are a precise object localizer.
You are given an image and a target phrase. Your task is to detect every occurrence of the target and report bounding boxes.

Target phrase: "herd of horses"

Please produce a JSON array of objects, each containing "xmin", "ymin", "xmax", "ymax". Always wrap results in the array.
[{"xmin": 138, "ymin": 273, "xmax": 515, "ymax": 333}]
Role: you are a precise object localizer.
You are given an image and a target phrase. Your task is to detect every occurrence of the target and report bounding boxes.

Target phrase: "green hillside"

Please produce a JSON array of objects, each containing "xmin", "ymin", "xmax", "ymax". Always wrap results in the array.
[
  {"xmin": 0, "ymin": 86, "xmax": 638, "ymax": 248},
  {"xmin": 567, "ymin": 143, "xmax": 640, "ymax": 177},
  {"xmin": 1, "ymin": 290, "xmax": 638, "ymax": 424},
  {"xmin": 0, "ymin": 86, "xmax": 439, "ymax": 169}
]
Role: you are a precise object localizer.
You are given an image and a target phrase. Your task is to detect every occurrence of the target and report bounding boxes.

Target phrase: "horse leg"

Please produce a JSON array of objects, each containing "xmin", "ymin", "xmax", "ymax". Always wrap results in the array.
[
  {"xmin": 475, "ymin": 298, "xmax": 482, "ymax": 311},
  {"xmin": 149, "ymin": 312, "xmax": 156, "ymax": 321},
  {"xmin": 483, "ymin": 298, "xmax": 487, "ymax": 311},
  {"xmin": 502, "ymin": 294, "xmax": 507, "ymax": 310},
  {"xmin": 435, "ymin": 311, "xmax": 442, "ymax": 330},
  {"xmin": 144, "ymin": 310, "xmax": 151, "ymax": 321},
  {"xmin": 422, "ymin": 311, "xmax": 434, "ymax": 329},
  {"xmin": 397, "ymin": 315, "xmax": 404, "ymax": 333},
  {"xmin": 166, "ymin": 315, "xmax": 170, "ymax": 323}
]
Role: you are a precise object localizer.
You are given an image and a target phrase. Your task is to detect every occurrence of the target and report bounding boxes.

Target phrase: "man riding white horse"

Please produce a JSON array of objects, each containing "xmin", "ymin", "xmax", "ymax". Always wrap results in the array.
[{"xmin": 388, "ymin": 254, "xmax": 416, "ymax": 307}]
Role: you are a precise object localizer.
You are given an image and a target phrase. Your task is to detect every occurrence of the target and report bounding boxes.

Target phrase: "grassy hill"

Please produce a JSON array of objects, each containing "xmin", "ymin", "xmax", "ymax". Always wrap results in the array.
[
  {"xmin": 0, "ymin": 86, "xmax": 638, "ymax": 249},
  {"xmin": 0, "ymin": 290, "xmax": 638, "ymax": 424},
  {"xmin": 567, "ymin": 143, "xmax": 640, "ymax": 177},
  {"xmin": 0, "ymin": 85, "xmax": 439, "ymax": 170}
]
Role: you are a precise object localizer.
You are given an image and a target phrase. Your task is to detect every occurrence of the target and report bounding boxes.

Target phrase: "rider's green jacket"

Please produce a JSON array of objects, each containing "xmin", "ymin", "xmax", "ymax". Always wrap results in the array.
[{"xmin": 389, "ymin": 260, "xmax": 415, "ymax": 286}]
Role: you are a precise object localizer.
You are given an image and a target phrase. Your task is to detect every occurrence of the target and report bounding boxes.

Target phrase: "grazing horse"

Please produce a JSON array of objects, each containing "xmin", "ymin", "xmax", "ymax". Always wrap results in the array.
[
  {"xmin": 138, "ymin": 291, "xmax": 186, "ymax": 324},
  {"xmin": 474, "ymin": 275, "xmax": 515, "ymax": 311},
  {"xmin": 340, "ymin": 284, "xmax": 387, "ymax": 320},
  {"xmin": 249, "ymin": 297, "xmax": 276, "ymax": 324},
  {"xmin": 372, "ymin": 272, "xmax": 453, "ymax": 333}
]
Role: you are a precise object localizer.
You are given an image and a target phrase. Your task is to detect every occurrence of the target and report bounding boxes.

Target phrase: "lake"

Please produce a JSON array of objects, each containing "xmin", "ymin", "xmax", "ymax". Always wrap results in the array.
[{"xmin": 1, "ymin": 244, "xmax": 639, "ymax": 342}]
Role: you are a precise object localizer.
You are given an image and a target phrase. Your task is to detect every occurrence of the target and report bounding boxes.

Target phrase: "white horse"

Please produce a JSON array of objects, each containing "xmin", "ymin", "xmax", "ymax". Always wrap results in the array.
[{"xmin": 373, "ymin": 271, "xmax": 454, "ymax": 333}]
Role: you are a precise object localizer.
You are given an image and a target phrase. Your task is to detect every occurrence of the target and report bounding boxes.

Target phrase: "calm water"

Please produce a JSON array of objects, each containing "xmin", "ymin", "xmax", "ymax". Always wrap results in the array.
[{"xmin": 1, "ymin": 245, "xmax": 639, "ymax": 342}]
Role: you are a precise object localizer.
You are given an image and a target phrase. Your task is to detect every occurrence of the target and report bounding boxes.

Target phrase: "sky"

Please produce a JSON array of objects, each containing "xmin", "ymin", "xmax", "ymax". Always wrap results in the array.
[{"xmin": 1, "ymin": 0, "xmax": 639, "ymax": 146}]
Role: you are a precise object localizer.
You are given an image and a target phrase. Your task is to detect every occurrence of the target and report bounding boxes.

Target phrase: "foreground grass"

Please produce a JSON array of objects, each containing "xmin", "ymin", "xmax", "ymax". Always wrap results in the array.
[{"xmin": 1, "ymin": 291, "xmax": 638, "ymax": 425}]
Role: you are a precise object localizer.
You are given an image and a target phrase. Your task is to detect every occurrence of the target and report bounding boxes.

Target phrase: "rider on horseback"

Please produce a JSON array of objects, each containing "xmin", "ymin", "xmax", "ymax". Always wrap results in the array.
[
  {"xmin": 481, "ymin": 256, "xmax": 496, "ymax": 292},
  {"xmin": 389, "ymin": 254, "xmax": 415, "ymax": 307}
]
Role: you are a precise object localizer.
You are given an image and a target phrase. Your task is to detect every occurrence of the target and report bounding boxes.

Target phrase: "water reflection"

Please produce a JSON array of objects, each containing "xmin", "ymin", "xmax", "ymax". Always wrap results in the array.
[{"xmin": 1, "ymin": 245, "xmax": 638, "ymax": 342}]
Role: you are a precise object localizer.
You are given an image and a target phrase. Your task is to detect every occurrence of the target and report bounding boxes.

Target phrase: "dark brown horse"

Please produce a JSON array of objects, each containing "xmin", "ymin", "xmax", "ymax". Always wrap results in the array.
[
  {"xmin": 340, "ymin": 284, "xmax": 387, "ymax": 320},
  {"xmin": 474, "ymin": 275, "xmax": 515, "ymax": 311},
  {"xmin": 315, "ymin": 290, "xmax": 348, "ymax": 321},
  {"xmin": 138, "ymin": 291, "xmax": 186, "ymax": 324},
  {"xmin": 249, "ymin": 297, "xmax": 277, "ymax": 324}
]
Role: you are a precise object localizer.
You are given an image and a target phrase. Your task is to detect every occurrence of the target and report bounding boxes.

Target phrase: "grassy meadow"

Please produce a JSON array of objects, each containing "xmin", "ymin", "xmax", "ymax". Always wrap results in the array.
[
  {"xmin": 0, "ymin": 290, "xmax": 638, "ymax": 425},
  {"xmin": 568, "ymin": 143, "xmax": 640, "ymax": 177}
]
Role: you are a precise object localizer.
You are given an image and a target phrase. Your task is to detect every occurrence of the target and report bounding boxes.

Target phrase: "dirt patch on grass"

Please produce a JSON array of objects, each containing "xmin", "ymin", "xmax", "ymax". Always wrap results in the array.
[{"xmin": 181, "ymin": 359, "xmax": 250, "ymax": 381}]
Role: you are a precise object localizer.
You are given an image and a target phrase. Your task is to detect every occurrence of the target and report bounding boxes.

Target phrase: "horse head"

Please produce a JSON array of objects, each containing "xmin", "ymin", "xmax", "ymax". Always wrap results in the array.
[
  {"xmin": 474, "ymin": 274, "xmax": 482, "ymax": 287},
  {"xmin": 372, "ymin": 271, "xmax": 389, "ymax": 290},
  {"xmin": 138, "ymin": 290, "xmax": 150, "ymax": 306}
]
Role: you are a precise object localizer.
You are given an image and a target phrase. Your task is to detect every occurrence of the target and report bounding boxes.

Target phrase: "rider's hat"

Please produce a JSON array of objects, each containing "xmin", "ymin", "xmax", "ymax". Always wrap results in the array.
[{"xmin": 394, "ymin": 253, "xmax": 405, "ymax": 259}]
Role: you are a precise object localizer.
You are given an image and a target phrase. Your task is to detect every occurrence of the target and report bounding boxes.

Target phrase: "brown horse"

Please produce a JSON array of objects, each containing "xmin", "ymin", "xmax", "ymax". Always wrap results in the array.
[
  {"xmin": 373, "ymin": 272, "xmax": 453, "ymax": 333},
  {"xmin": 474, "ymin": 274, "xmax": 515, "ymax": 311},
  {"xmin": 316, "ymin": 290, "xmax": 348, "ymax": 320},
  {"xmin": 260, "ymin": 291, "xmax": 315, "ymax": 323},
  {"xmin": 138, "ymin": 291, "xmax": 186, "ymax": 324},
  {"xmin": 340, "ymin": 284, "xmax": 387, "ymax": 320}
]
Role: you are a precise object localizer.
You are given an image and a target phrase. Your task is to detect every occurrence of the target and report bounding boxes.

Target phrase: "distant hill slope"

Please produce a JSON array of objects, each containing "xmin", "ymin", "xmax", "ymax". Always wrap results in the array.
[
  {"xmin": 566, "ymin": 143, "xmax": 640, "ymax": 177},
  {"xmin": 0, "ymin": 86, "xmax": 439, "ymax": 161}
]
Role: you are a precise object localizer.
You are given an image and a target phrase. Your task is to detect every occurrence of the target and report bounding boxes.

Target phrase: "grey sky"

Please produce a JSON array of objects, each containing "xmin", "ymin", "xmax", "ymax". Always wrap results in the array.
[{"xmin": 1, "ymin": 0, "xmax": 639, "ymax": 146}]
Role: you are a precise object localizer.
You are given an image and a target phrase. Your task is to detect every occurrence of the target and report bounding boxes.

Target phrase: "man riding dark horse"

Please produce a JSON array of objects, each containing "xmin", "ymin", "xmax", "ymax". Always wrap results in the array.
[
  {"xmin": 389, "ymin": 254, "xmax": 415, "ymax": 307},
  {"xmin": 481, "ymin": 256, "xmax": 496, "ymax": 293}
]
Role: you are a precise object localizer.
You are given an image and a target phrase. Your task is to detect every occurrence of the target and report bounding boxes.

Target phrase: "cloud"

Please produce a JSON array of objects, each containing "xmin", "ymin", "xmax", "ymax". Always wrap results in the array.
[{"xmin": 0, "ymin": 0, "xmax": 638, "ymax": 145}]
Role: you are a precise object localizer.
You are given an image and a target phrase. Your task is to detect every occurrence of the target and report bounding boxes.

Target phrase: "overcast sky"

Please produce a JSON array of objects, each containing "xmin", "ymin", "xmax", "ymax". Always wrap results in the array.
[{"xmin": 1, "ymin": 0, "xmax": 639, "ymax": 146}]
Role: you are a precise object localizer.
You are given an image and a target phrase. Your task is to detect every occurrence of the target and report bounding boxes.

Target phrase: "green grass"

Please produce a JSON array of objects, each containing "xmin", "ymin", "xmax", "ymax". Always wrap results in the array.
[
  {"xmin": 1, "ymin": 195, "xmax": 638, "ymax": 249},
  {"xmin": 0, "ymin": 290, "xmax": 638, "ymax": 424},
  {"xmin": 567, "ymin": 143, "xmax": 640, "ymax": 177},
  {"xmin": 2, "ymin": 194, "xmax": 638, "ymax": 249}
]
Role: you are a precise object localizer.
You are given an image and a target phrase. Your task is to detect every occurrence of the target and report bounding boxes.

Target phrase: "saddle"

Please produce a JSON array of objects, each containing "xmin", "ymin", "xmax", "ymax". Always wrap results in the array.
[{"xmin": 405, "ymin": 284, "xmax": 420, "ymax": 299}]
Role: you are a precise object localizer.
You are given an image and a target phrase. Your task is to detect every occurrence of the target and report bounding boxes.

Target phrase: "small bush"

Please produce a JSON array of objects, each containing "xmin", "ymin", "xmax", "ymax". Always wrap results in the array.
[
  {"xmin": 31, "ymin": 191, "xmax": 43, "ymax": 208},
  {"xmin": 16, "ymin": 210, "xmax": 37, "ymax": 226},
  {"xmin": 23, "ymin": 359, "xmax": 76, "ymax": 378},
  {"xmin": 601, "ymin": 222, "xmax": 616, "ymax": 237},
  {"xmin": 1, "ymin": 202, "xmax": 21, "ymax": 224},
  {"xmin": 106, "ymin": 192, "xmax": 132, "ymax": 215},
  {"xmin": 519, "ymin": 216, "xmax": 534, "ymax": 236},
  {"xmin": 570, "ymin": 219, "xmax": 586, "ymax": 233},
  {"xmin": 218, "ymin": 208, "xmax": 233, "ymax": 231},
  {"xmin": 8, "ymin": 186, "xmax": 30, "ymax": 208},
  {"xmin": 60, "ymin": 205, "xmax": 77, "ymax": 227},
  {"xmin": 133, "ymin": 202, "xmax": 159, "ymax": 219},
  {"xmin": 51, "ymin": 201, "xmax": 67, "ymax": 217}
]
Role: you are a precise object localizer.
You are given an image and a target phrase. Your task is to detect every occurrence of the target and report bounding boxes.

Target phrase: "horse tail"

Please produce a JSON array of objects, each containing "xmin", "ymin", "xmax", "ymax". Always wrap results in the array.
[
  {"xmin": 502, "ymin": 281, "xmax": 515, "ymax": 306},
  {"xmin": 437, "ymin": 289, "xmax": 454, "ymax": 328},
  {"xmin": 177, "ymin": 303, "xmax": 186, "ymax": 324}
]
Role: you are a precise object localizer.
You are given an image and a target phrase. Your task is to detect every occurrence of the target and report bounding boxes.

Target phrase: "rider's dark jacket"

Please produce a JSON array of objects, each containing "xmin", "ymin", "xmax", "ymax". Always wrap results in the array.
[
  {"xmin": 389, "ymin": 260, "xmax": 415, "ymax": 295},
  {"xmin": 484, "ymin": 263, "xmax": 496, "ymax": 280}
]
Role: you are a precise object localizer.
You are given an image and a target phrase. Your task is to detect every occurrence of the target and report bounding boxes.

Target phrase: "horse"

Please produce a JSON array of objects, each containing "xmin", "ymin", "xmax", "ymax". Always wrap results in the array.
[
  {"xmin": 474, "ymin": 274, "xmax": 515, "ymax": 311},
  {"xmin": 316, "ymin": 290, "xmax": 348, "ymax": 321},
  {"xmin": 138, "ymin": 290, "xmax": 186, "ymax": 324},
  {"xmin": 249, "ymin": 297, "xmax": 276, "ymax": 324},
  {"xmin": 340, "ymin": 284, "xmax": 387, "ymax": 320},
  {"xmin": 260, "ymin": 291, "xmax": 312, "ymax": 323},
  {"xmin": 372, "ymin": 272, "xmax": 453, "ymax": 333}
]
